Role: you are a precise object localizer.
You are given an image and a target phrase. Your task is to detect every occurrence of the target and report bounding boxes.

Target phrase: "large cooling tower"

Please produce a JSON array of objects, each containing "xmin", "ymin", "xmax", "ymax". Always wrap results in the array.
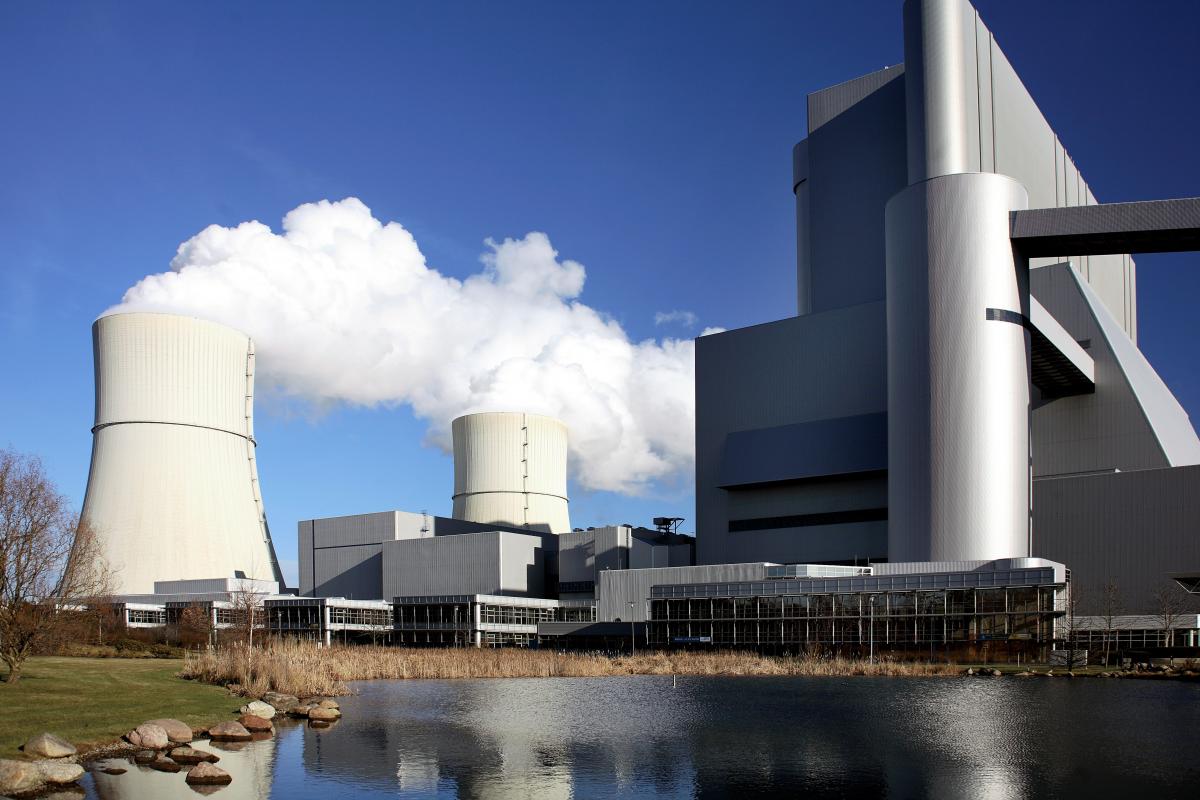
[
  {"xmin": 78, "ymin": 312, "xmax": 284, "ymax": 594},
  {"xmin": 451, "ymin": 412, "xmax": 570, "ymax": 534}
]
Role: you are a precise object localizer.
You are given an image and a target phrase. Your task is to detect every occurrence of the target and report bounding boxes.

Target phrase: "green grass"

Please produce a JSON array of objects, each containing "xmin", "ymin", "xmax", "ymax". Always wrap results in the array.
[{"xmin": 0, "ymin": 656, "xmax": 239, "ymax": 758}]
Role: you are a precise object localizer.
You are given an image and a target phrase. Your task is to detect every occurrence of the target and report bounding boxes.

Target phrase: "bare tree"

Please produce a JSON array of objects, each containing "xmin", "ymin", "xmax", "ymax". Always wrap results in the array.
[
  {"xmin": 177, "ymin": 603, "xmax": 215, "ymax": 649},
  {"xmin": 1055, "ymin": 583, "xmax": 1087, "ymax": 671},
  {"xmin": 0, "ymin": 449, "xmax": 114, "ymax": 684},
  {"xmin": 227, "ymin": 576, "xmax": 269, "ymax": 687},
  {"xmin": 1097, "ymin": 580, "xmax": 1123, "ymax": 667},
  {"xmin": 1152, "ymin": 584, "xmax": 1190, "ymax": 648}
]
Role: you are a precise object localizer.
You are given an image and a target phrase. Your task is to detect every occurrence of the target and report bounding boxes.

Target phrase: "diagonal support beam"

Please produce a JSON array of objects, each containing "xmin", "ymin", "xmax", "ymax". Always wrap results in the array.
[{"xmin": 1011, "ymin": 197, "xmax": 1200, "ymax": 256}]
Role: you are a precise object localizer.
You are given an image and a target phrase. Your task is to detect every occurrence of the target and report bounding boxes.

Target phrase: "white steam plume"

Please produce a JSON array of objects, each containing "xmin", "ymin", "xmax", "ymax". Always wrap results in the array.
[{"xmin": 108, "ymin": 198, "xmax": 713, "ymax": 494}]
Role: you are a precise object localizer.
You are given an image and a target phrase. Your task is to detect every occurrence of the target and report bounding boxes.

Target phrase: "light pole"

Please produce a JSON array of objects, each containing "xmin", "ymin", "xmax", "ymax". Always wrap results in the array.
[
  {"xmin": 869, "ymin": 595, "xmax": 877, "ymax": 664},
  {"xmin": 628, "ymin": 601, "xmax": 637, "ymax": 656}
]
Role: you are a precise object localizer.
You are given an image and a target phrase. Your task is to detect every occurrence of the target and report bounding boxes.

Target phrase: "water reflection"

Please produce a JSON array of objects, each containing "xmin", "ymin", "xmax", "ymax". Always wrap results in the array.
[{"xmin": 83, "ymin": 676, "xmax": 1200, "ymax": 799}]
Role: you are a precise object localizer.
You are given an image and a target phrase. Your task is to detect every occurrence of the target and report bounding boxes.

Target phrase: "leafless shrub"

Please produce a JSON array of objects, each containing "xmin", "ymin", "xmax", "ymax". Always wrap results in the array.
[{"xmin": 0, "ymin": 448, "xmax": 114, "ymax": 684}]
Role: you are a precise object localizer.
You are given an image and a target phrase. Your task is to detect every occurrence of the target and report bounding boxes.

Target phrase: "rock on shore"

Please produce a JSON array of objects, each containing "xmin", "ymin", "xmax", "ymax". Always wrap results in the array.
[
  {"xmin": 239, "ymin": 700, "xmax": 276, "ymax": 720},
  {"xmin": 145, "ymin": 718, "xmax": 193, "ymax": 744},
  {"xmin": 186, "ymin": 762, "xmax": 233, "ymax": 786},
  {"xmin": 207, "ymin": 721, "xmax": 252, "ymax": 742},
  {"xmin": 39, "ymin": 762, "xmax": 86, "ymax": 785},
  {"xmin": 23, "ymin": 732, "xmax": 76, "ymax": 759},
  {"xmin": 126, "ymin": 723, "xmax": 170, "ymax": 750},
  {"xmin": 239, "ymin": 714, "xmax": 273, "ymax": 732},
  {"xmin": 169, "ymin": 747, "xmax": 220, "ymax": 765},
  {"xmin": 0, "ymin": 759, "xmax": 44, "ymax": 796}
]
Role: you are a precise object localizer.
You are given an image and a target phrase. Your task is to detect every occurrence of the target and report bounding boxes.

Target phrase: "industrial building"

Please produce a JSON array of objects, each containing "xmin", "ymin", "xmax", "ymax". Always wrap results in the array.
[
  {"xmin": 75, "ymin": 0, "xmax": 1199, "ymax": 658},
  {"xmin": 693, "ymin": 0, "xmax": 1200, "ymax": 614},
  {"xmin": 76, "ymin": 312, "xmax": 284, "ymax": 595}
]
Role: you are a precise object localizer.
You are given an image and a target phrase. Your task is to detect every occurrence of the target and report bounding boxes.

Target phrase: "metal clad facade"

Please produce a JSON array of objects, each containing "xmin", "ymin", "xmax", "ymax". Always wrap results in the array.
[
  {"xmin": 382, "ymin": 532, "xmax": 545, "ymax": 599},
  {"xmin": 598, "ymin": 564, "xmax": 774, "ymax": 623},
  {"xmin": 885, "ymin": 172, "xmax": 1030, "ymax": 562},
  {"xmin": 695, "ymin": 306, "xmax": 888, "ymax": 566},
  {"xmin": 1034, "ymin": 466, "xmax": 1200, "ymax": 613}
]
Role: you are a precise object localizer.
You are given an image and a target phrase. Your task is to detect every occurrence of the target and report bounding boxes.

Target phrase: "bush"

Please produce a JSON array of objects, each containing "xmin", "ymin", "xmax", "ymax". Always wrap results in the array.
[
  {"xmin": 113, "ymin": 638, "xmax": 150, "ymax": 655},
  {"xmin": 150, "ymin": 643, "xmax": 184, "ymax": 659},
  {"xmin": 57, "ymin": 643, "xmax": 120, "ymax": 658}
]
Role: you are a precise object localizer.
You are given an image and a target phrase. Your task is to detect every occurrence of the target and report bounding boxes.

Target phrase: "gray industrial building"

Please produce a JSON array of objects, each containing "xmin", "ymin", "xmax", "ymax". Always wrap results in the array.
[
  {"xmin": 297, "ymin": 510, "xmax": 559, "ymax": 600},
  {"xmin": 276, "ymin": 0, "xmax": 1199, "ymax": 654},
  {"xmin": 694, "ymin": 0, "xmax": 1200, "ymax": 614}
]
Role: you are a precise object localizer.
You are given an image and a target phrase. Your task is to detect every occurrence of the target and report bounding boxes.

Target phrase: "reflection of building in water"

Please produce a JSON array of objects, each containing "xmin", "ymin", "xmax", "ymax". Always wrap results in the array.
[{"xmin": 90, "ymin": 730, "xmax": 277, "ymax": 800}]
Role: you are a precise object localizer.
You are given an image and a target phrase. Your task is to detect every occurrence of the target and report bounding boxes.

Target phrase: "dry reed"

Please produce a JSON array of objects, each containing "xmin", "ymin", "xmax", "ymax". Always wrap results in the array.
[{"xmin": 180, "ymin": 640, "xmax": 957, "ymax": 698}]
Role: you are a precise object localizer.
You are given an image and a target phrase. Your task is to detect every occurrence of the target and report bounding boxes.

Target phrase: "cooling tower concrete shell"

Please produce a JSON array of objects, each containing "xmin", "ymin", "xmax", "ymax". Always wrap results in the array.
[
  {"xmin": 451, "ymin": 412, "xmax": 570, "ymax": 534},
  {"xmin": 79, "ymin": 312, "xmax": 284, "ymax": 594}
]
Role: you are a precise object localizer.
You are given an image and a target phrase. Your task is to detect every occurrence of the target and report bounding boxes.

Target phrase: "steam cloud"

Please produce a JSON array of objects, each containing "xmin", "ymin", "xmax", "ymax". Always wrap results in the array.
[{"xmin": 109, "ymin": 198, "xmax": 715, "ymax": 494}]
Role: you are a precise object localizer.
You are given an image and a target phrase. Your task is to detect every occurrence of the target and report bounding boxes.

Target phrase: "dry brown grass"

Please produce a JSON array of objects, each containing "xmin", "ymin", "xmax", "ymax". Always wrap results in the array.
[{"xmin": 180, "ymin": 640, "xmax": 957, "ymax": 698}]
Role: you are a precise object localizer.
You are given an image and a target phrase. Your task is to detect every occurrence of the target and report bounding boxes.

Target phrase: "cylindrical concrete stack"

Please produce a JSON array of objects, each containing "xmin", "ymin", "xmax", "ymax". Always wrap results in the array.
[
  {"xmin": 78, "ymin": 312, "xmax": 283, "ymax": 594},
  {"xmin": 451, "ymin": 412, "xmax": 570, "ymax": 535}
]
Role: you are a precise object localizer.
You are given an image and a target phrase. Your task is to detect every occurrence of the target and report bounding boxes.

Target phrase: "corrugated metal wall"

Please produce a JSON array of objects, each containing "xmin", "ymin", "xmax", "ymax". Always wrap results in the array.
[
  {"xmin": 598, "ymin": 563, "xmax": 772, "ymax": 622},
  {"xmin": 1033, "ymin": 465, "xmax": 1200, "ymax": 613},
  {"xmin": 382, "ymin": 532, "xmax": 545, "ymax": 599}
]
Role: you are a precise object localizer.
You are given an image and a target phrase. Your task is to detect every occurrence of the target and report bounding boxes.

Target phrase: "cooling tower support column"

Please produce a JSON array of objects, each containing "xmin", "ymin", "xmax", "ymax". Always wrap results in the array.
[
  {"xmin": 78, "ymin": 313, "xmax": 284, "ymax": 594},
  {"xmin": 885, "ymin": 172, "xmax": 1031, "ymax": 562},
  {"xmin": 451, "ymin": 412, "xmax": 570, "ymax": 535}
]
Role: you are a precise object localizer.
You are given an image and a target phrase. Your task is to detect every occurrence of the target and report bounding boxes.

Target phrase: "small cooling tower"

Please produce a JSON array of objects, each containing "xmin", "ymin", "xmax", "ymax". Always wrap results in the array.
[
  {"xmin": 451, "ymin": 412, "xmax": 570, "ymax": 534},
  {"xmin": 78, "ymin": 312, "xmax": 284, "ymax": 594}
]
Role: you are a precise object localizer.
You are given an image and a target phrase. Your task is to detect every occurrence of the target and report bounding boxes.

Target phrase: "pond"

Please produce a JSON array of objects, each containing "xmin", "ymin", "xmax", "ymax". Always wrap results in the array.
[{"xmin": 84, "ymin": 675, "xmax": 1200, "ymax": 799}]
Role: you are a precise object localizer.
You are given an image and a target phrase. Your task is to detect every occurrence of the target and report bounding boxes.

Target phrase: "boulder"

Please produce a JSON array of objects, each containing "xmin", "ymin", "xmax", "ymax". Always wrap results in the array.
[
  {"xmin": 239, "ymin": 700, "xmax": 276, "ymax": 720},
  {"xmin": 309, "ymin": 720, "xmax": 331, "ymax": 729},
  {"xmin": 238, "ymin": 714, "xmax": 273, "ymax": 733},
  {"xmin": 126, "ymin": 723, "xmax": 170, "ymax": 750},
  {"xmin": 23, "ymin": 732, "xmax": 76, "ymax": 759},
  {"xmin": 964, "ymin": 668, "xmax": 974, "ymax": 676},
  {"xmin": 40, "ymin": 789, "xmax": 86, "ymax": 800},
  {"xmin": 38, "ymin": 762, "xmax": 85, "ymax": 785},
  {"xmin": 207, "ymin": 721, "xmax": 252, "ymax": 742},
  {"xmin": 100, "ymin": 767, "xmax": 127, "ymax": 775},
  {"xmin": 133, "ymin": 750, "xmax": 157, "ymax": 764},
  {"xmin": 0, "ymin": 758, "xmax": 44, "ymax": 796},
  {"xmin": 186, "ymin": 762, "xmax": 233, "ymax": 786},
  {"xmin": 317, "ymin": 700, "xmax": 340, "ymax": 710},
  {"xmin": 286, "ymin": 705, "xmax": 312, "ymax": 718},
  {"xmin": 262, "ymin": 692, "xmax": 299, "ymax": 710},
  {"xmin": 148, "ymin": 756, "xmax": 181, "ymax": 773},
  {"xmin": 308, "ymin": 706, "xmax": 340, "ymax": 722},
  {"xmin": 169, "ymin": 747, "xmax": 220, "ymax": 765},
  {"xmin": 145, "ymin": 718, "xmax": 192, "ymax": 744}
]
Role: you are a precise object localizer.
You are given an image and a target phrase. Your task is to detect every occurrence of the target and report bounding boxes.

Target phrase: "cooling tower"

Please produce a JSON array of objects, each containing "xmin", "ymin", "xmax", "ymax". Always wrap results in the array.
[
  {"xmin": 78, "ymin": 312, "xmax": 284, "ymax": 594},
  {"xmin": 451, "ymin": 412, "xmax": 570, "ymax": 534}
]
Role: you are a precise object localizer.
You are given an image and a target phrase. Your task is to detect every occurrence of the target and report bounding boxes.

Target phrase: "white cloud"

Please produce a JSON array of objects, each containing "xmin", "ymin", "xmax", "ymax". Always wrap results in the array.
[
  {"xmin": 654, "ymin": 309, "xmax": 698, "ymax": 328},
  {"xmin": 109, "ymin": 198, "xmax": 701, "ymax": 495}
]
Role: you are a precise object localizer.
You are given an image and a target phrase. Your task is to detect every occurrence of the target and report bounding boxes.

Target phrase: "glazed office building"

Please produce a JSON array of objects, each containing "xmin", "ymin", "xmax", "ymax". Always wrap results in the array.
[{"xmin": 695, "ymin": 0, "xmax": 1200, "ymax": 613}]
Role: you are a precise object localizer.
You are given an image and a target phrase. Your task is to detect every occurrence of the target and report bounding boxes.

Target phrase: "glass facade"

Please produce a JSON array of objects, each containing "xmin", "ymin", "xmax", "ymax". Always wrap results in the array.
[
  {"xmin": 647, "ymin": 584, "xmax": 1064, "ymax": 660},
  {"xmin": 126, "ymin": 607, "xmax": 166, "ymax": 625}
]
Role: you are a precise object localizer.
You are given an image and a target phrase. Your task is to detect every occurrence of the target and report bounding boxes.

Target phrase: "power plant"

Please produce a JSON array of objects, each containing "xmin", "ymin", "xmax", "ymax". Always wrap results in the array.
[
  {"xmin": 451, "ymin": 412, "xmax": 571, "ymax": 535},
  {"xmin": 78, "ymin": 312, "xmax": 284, "ymax": 595},
  {"xmin": 82, "ymin": 0, "xmax": 1200, "ymax": 658}
]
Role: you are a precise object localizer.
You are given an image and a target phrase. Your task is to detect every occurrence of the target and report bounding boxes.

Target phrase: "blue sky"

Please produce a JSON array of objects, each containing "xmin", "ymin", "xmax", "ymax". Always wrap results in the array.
[{"xmin": 1, "ymin": 1, "xmax": 1197, "ymax": 587}]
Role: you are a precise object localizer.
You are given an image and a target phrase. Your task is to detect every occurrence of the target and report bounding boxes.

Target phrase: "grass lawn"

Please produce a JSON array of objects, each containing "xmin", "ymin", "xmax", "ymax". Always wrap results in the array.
[{"xmin": 0, "ymin": 657, "xmax": 239, "ymax": 758}]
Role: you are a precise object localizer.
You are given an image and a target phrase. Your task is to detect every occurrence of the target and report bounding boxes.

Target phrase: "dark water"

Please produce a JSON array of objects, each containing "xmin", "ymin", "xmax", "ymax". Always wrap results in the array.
[{"xmin": 84, "ymin": 675, "xmax": 1200, "ymax": 799}]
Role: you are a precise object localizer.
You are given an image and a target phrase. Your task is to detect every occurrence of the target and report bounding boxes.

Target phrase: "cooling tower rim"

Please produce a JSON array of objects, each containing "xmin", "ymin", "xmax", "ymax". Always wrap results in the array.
[
  {"xmin": 93, "ymin": 310, "xmax": 252, "ymax": 340},
  {"xmin": 452, "ymin": 410, "xmax": 568, "ymax": 431}
]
